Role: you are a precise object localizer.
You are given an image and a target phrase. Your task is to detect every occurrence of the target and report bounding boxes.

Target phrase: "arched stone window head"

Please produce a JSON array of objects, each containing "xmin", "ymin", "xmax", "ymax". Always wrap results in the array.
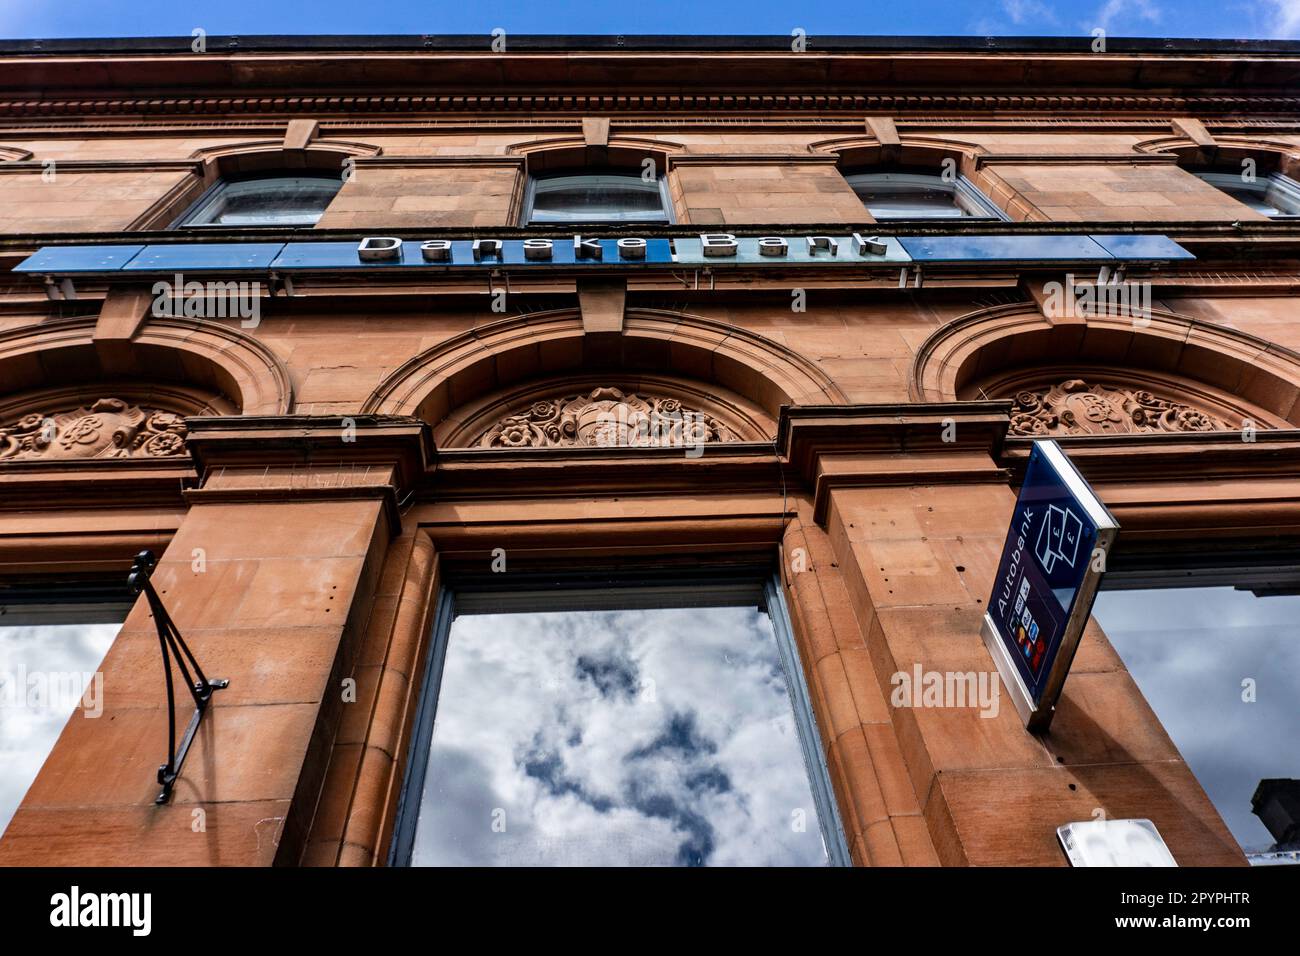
[
  {"xmin": 473, "ymin": 386, "xmax": 739, "ymax": 449},
  {"xmin": 0, "ymin": 316, "xmax": 291, "ymax": 461},
  {"xmin": 512, "ymin": 138, "xmax": 680, "ymax": 225},
  {"xmin": 911, "ymin": 305, "xmax": 1300, "ymax": 434},
  {"xmin": 133, "ymin": 139, "xmax": 380, "ymax": 230},
  {"xmin": 817, "ymin": 136, "xmax": 1004, "ymax": 220},
  {"xmin": 363, "ymin": 309, "xmax": 842, "ymax": 442},
  {"xmin": 1137, "ymin": 138, "xmax": 1300, "ymax": 220}
]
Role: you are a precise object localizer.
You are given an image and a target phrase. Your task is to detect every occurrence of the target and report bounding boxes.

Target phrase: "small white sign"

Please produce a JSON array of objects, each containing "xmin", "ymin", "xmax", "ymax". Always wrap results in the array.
[{"xmin": 1057, "ymin": 818, "xmax": 1178, "ymax": 867}]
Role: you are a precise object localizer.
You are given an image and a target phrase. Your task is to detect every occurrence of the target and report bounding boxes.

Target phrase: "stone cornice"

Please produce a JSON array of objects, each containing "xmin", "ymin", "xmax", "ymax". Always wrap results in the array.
[
  {"xmin": 3, "ymin": 118, "xmax": 1300, "ymax": 137},
  {"xmin": 777, "ymin": 402, "xmax": 1013, "ymax": 523},
  {"xmin": 182, "ymin": 415, "xmax": 434, "ymax": 533},
  {"xmin": 668, "ymin": 154, "xmax": 841, "ymax": 166},
  {"xmin": 1000, "ymin": 431, "xmax": 1300, "ymax": 538},
  {"xmin": 2, "ymin": 41, "xmax": 1299, "ymax": 119},
  {"xmin": 2, "ymin": 46, "xmax": 1299, "ymax": 94},
  {"xmin": 0, "ymin": 457, "xmax": 194, "ymax": 511},
  {"xmin": 973, "ymin": 153, "xmax": 1182, "ymax": 168},
  {"xmin": 347, "ymin": 156, "xmax": 522, "ymax": 169},
  {"xmin": 2, "ymin": 95, "xmax": 1300, "ymax": 121},
  {"xmin": 1000, "ymin": 430, "xmax": 1300, "ymax": 483},
  {"xmin": 0, "ymin": 159, "xmax": 201, "ymax": 174},
  {"xmin": 432, "ymin": 443, "xmax": 787, "ymax": 501}
]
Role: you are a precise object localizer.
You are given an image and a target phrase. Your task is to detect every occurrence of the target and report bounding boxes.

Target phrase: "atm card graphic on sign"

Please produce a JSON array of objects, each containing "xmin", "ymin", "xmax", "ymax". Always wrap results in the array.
[{"xmin": 1035, "ymin": 504, "xmax": 1083, "ymax": 573}]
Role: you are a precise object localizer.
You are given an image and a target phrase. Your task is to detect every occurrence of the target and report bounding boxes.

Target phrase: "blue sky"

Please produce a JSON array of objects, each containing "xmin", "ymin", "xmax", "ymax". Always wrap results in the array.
[{"xmin": 0, "ymin": 0, "xmax": 1296, "ymax": 41}]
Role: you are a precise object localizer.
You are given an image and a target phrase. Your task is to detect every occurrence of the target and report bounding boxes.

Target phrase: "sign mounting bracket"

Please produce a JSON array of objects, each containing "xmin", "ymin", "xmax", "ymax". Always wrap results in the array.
[{"xmin": 127, "ymin": 550, "xmax": 229, "ymax": 805}]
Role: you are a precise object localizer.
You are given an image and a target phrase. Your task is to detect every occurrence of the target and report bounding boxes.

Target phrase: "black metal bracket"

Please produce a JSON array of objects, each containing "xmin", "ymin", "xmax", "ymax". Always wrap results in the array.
[{"xmin": 127, "ymin": 550, "xmax": 228, "ymax": 805}]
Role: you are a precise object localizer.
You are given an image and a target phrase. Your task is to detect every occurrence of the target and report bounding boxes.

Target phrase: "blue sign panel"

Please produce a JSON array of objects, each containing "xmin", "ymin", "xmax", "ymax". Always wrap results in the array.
[
  {"xmin": 1088, "ymin": 234, "xmax": 1197, "ymax": 262},
  {"xmin": 899, "ymin": 234, "xmax": 1112, "ymax": 263},
  {"xmin": 13, "ymin": 244, "xmax": 147, "ymax": 273},
  {"xmin": 122, "ymin": 242, "xmax": 287, "ymax": 272},
  {"xmin": 982, "ymin": 440, "xmax": 1118, "ymax": 730},
  {"xmin": 11, "ymin": 234, "xmax": 1193, "ymax": 278}
]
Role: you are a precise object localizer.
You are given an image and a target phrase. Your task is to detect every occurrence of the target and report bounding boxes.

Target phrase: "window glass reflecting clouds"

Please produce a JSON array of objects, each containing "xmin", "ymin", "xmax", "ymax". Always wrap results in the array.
[
  {"xmin": 410, "ymin": 604, "xmax": 830, "ymax": 866},
  {"xmin": 528, "ymin": 174, "xmax": 669, "ymax": 223},
  {"xmin": 0, "ymin": 621, "xmax": 119, "ymax": 836},
  {"xmin": 845, "ymin": 172, "xmax": 1003, "ymax": 220},
  {"xmin": 1194, "ymin": 172, "xmax": 1300, "ymax": 218},
  {"xmin": 1092, "ymin": 587, "xmax": 1300, "ymax": 852},
  {"xmin": 181, "ymin": 174, "xmax": 343, "ymax": 227}
]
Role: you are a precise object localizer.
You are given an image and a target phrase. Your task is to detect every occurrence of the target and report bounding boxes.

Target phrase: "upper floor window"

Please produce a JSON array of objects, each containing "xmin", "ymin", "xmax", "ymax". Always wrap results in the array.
[
  {"xmin": 524, "ymin": 169, "xmax": 671, "ymax": 225},
  {"xmin": 175, "ymin": 170, "xmax": 343, "ymax": 228},
  {"xmin": 845, "ymin": 170, "xmax": 1004, "ymax": 220},
  {"xmin": 1193, "ymin": 171, "xmax": 1300, "ymax": 219}
]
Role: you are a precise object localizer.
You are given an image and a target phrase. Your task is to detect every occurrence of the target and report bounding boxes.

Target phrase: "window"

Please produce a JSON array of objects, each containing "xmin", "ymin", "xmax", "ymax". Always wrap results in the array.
[
  {"xmin": 391, "ymin": 570, "xmax": 848, "ymax": 866},
  {"xmin": 1092, "ymin": 570, "xmax": 1300, "ymax": 865},
  {"xmin": 845, "ymin": 170, "xmax": 1004, "ymax": 220},
  {"xmin": 0, "ymin": 586, "xmax": 128, "ymax": 837},
  {"xmin": 524, "ymin": 170, "xmax": 671, "ymax": 224},
  {"xmin": 175, "ymin": 170, "xmax": 344, "ymax": 227},
  {"xmin": 1193, "ymin": 171, "xmax": 1300, "ymax": 218}
]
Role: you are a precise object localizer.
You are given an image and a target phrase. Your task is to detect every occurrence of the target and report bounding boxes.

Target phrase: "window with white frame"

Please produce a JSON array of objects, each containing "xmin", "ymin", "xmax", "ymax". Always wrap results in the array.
[
  {"xmin": 175, "ymin": 170, "xmax": 344, "ymax": 227},
  {"xmin": 524, "ymin": 170, "xmax": 671, "ymax": 224},
  {"xmin": 1194, "ymin": 171, "xmax": 1300, "ymax": 219},
  {"xmin": 845, "ymin": 170, "xmax": 1004, "ymax": 220}
]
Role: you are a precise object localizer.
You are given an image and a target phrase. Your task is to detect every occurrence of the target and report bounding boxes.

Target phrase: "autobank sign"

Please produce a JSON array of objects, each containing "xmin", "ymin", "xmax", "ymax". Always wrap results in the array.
[
  {"xmin": 13, "ymin": 232, "xmax": 1192, "ymax": 277},
  {"xmin": 980, "ymin": 440, "xmax": 1119, "ymax": 731}
]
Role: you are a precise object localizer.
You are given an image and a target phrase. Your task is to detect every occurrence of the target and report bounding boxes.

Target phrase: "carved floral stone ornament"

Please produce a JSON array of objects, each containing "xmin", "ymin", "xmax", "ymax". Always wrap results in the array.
[
  {"xmin": 474, "ymin": 387, "xmax": 738, "ymax": 449},
  {"xmin": 0, "ymin": 399, "xmax": 188, "ymax": 461},
  {"xmin": 1008, "ymin": 379, "xmax": 1235, "ymax": 436}
]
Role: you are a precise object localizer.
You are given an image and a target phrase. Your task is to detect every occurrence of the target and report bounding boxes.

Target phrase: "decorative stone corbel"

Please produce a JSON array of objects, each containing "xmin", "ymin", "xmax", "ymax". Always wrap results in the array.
[
  {"xmin": 865, "ymin": 116, "xmax": 902, "ymax": 164},
  {"xmin": 93, "ymin": 286, "xmax": 155, "ymax": 369},
  {"xmin": 1170, "ymin": 117, "xmax": 1218, "ymax": 163},
  {"xmin": 577, "ymin": 278, "xmax": 626, "ymax": 336},
  {"xmin": 283, "ymin": 118, "xmax": 320, "ymax": 152},
  {"xmin": 582, "ymin": 117, "xmax": 611, "ymax": 147}
]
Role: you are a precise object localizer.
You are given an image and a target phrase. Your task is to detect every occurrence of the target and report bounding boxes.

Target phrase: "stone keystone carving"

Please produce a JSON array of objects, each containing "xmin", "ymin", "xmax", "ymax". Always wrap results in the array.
[
  {"xmin": 1008, "ymin": 379, "xmax": 1233, "ymax": 436},
  {"xmin": 474, "ymin": 387, "xmax": 737, "ymax": 449},
  {"xmin": 0, "ymin": 399, "xmax": 188, "ymax": 461}
]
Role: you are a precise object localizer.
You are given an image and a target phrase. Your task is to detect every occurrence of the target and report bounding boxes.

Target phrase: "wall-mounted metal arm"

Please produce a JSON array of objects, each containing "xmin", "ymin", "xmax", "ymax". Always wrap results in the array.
[{"xmin": 126, "ymin": 550, "xmax": 228, "ymax": 805}]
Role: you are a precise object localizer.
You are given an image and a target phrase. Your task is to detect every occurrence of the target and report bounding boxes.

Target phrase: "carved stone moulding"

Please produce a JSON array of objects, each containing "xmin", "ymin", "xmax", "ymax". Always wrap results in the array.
[
  {"xmin": 976, "ymin": 369, "xmax": 1280, "ymax": 438},
  {"xmin": 0, "ymin": 398, "xmax": 189, "ymax": 461},
  {"xmin": 1006, "ymin": 379, "xmax": 1234, "ymax": 436},
  {"xmin": 472, "ymin": 386, "xmax": 739, "ymax": 449},
  {"xmin": 437, "ymin": 372, "xmax": 773, "ymax": 450},
  {"xmin": 0, "ymin": 383, "xmax": 230, "ymax": 463}
]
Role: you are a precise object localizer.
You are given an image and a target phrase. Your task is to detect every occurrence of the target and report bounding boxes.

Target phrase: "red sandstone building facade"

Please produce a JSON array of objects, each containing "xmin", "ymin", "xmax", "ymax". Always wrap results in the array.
[{"xmin": 0, "ymin": 35, "xmax": 1297, "ymax": 868}]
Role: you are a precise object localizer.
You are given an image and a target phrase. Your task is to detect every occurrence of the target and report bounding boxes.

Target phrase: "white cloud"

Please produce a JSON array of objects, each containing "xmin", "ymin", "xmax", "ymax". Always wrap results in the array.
[
  {"xmin": 1003, "ymin": 0, "xmax": 1057, "ymax": 25},
  {"xmin": 971, "ymin": 0, "xmax": 1058, "ymax": 34},
  {"xmin": 1090, "ymin": 0, "xmax": 1163, "ymax": 32},
  {"xmin": 1266, "ymin": 0, "xmax": 1300, "ymax": 37}
]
